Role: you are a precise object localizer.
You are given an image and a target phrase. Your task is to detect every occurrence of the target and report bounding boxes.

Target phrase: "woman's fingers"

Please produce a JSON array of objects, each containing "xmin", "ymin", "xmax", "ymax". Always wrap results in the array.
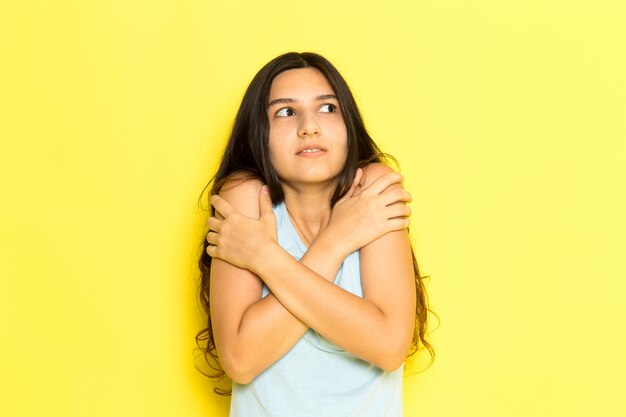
[
  {"xmin": 206, "ymin": 216, "xmax": 221, "ymax": 257},
  {"xmin": 206, "ymin": 216, "xmax": 221, "ymax": 232},
  {"xmin": 206, "ymin": 230, "xmax": 219, "ymax": 245},
  {"xmin": 204, "ymin": 189, "xmax": 277, "ymax": 266},
  {"xmin": 206, "ymin": 244, "xmax": 217, "ymax": 258},
  {"xmin": 347, "ymin": 168, "xmax": 364, "ymax": 198},
  {"xmin": 380, "ymin": 188, "xmax": 412, "ymax": 206},
  {"xmin": 362, "ymin": 172, "xmax": 404, "ymax": 196},
  {"xmin": 337, "ymin": 168, "xmax": 364, "ymax": 203},
  {"xmin": 206, "ymin": 215, "xmax": 222, "ymax": 257},
  {"xmin": 385, "ymin": 202, "xmax": 412, "ymax": 219},
  {"xmin": 210, "ymin": 194, "xmax": 235, "ymax": 217},
  {"xmin": 386, "ymin": 217, "xmax": 411, "ymax": 231},
  {"xmin": 258, "ymin": 185, "xmax": 274, "ymax": 220}
]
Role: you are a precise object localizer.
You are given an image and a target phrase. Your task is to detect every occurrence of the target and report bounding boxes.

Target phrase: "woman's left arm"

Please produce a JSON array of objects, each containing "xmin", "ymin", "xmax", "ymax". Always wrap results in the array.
[{"xmin": 209, "ymin": 164, "xmax": 416, "ymax": 371}]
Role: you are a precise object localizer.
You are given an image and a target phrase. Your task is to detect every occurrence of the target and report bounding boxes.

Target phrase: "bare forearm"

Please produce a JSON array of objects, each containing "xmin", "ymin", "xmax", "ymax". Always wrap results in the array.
[
  {"xmin": 228, "ymin": 233, "xmax": 348, "ymax": 382},
  {"xmin": 252, "ymin": 241, "xmax": 410, "ymax": 371}
]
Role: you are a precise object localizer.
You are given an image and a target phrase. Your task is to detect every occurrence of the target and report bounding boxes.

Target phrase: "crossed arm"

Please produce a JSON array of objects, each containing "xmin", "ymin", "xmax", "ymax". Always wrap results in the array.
[{"xmin": 207, "ymin": 163, "xmax": 416, "ymax": 384}]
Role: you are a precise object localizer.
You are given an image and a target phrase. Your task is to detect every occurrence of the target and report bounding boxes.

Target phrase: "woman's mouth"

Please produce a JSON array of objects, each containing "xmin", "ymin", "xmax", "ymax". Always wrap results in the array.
[{"xmin": 296, "ymin": 145, "xmax": 327, "ymax": 156}]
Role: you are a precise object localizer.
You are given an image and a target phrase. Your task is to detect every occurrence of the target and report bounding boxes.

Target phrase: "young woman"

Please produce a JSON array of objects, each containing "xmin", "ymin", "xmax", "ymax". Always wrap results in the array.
[{"xmin": 196, "ymin": 52, "xmax": 433, "ymax": 417}]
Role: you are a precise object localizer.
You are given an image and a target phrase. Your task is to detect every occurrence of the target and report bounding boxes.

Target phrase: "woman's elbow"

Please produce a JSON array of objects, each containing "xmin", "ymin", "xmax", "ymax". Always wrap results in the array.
[
  {"xmin": 220, "ymin": 351, "xmax": 259, "ymax": 385},
  {"xmin": 376, "ymin": 338, "xmax": 411, "ymax": 372},
  {"xmin": 228, "ymin": 370, "xmax": 256, "ymax": 385},
  {"xmin": 223, "ymin": 362, "xmax": 257, "ymax": 385},
  {"xmin": 377, "ymin": 354, "xmax": 406, "ymax": 372}
]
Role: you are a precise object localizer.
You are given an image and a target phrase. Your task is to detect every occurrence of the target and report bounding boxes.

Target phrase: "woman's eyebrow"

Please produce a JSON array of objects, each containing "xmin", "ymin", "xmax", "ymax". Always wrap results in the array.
[
  {"xmin": 316, "ymin": 94, "xmax": 337, "ymax": 101},
  {"xmin": 267, "ymin": 94, "xmax": 337, "ymax": 108},
  {"xmin": 267, "ymin": 98, "xmax": 295, "ymax": 108}
]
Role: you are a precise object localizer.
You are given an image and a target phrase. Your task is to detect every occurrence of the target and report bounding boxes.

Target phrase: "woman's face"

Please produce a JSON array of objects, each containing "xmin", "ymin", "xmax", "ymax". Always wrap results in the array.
[{"xmin": 266, "ymin": 67, "xmax": 348, "ymax": 190}]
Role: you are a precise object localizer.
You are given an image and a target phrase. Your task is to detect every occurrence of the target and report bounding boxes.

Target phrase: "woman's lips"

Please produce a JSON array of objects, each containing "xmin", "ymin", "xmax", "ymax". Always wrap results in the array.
[{"xmin": 296, "ymin": 145, "xmax": 327, "ymax": 157}]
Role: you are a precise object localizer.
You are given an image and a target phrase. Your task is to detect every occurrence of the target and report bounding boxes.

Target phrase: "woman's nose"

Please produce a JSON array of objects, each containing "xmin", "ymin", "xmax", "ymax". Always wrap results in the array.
[{"xmin": 297, "ymin": 113, "xmax": 320, "ymax": 137}]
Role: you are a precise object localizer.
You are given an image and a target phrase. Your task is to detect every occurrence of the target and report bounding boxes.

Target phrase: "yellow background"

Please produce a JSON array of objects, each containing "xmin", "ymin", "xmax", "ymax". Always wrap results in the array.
[{"xmin": 1, "ymin": 1, "xmax": 625, "ymax": 416}]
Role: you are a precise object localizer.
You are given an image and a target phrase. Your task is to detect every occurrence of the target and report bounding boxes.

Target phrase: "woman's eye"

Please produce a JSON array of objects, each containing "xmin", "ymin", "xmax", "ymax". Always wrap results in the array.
[
  {"xmin": 276, "ymin": 108, "xmax": 295, "ymax": 117},
  {"xmin": 319, "ymin": 103, "xmax": 337, "ymax": 113}
]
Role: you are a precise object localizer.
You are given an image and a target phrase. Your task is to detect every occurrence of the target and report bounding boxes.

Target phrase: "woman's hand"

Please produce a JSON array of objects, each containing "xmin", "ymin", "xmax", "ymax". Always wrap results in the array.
[
  {"xmin": 324, "ymin": 168, "xmax": 412, "ymax": 256},
  {"xmin": 206, "ymin": 186, "xmax": 277, "ymax": 272}
]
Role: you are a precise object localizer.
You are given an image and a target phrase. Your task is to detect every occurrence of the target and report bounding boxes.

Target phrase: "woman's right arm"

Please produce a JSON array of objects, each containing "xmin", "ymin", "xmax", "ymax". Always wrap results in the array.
[
  {"xmin": 210, "ymin": 171, "xmax": 409, "ymax": 383},
  {"xmin": 209, "ymin": 178, "xmax": 348, "ymax": 384}
]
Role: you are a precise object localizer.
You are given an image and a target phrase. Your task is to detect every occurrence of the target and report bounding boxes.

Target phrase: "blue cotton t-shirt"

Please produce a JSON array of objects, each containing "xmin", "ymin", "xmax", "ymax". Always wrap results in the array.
[{"xmin": 229, "ymin": 201, "xmax": 404, "ymax": 417}]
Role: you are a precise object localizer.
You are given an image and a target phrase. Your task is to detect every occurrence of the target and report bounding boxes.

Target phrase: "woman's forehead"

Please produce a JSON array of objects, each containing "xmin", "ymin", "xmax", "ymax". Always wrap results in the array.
[{"xmin": 269, "ymin": 68, "xmax": 335, "ymax": 100}]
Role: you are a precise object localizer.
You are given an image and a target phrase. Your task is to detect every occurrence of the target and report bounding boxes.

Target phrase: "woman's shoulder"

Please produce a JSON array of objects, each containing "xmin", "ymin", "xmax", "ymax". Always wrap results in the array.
[
  {"xmin": 216, "ymin": 173, "xmax": 265, "ymax": 218},
  {"xmin": 360, "ymin": 162, "xmax": 400, "ymax": 186},
  {"xmin": 362, "ymin": 162, "xmax": 397, "ymax": 176}
]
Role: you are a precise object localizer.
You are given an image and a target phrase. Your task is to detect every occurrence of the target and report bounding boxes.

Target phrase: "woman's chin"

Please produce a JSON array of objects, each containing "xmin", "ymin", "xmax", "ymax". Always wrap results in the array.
[{"xmin": 280, "ymin": 173, "xmax": 340, "ymax": 189}]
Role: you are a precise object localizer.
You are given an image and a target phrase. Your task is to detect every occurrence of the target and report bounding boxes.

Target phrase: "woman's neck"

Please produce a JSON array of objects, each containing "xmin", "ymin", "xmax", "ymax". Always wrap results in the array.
[{"xmin": 281, "ymin": 183, "xmax": 335, "ymax": 247}]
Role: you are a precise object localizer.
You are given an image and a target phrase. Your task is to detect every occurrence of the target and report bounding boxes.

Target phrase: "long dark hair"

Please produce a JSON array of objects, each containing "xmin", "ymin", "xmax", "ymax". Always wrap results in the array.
[{"xmin": 195, "ymin": 52, "xmax": 434, "ymax": 395}]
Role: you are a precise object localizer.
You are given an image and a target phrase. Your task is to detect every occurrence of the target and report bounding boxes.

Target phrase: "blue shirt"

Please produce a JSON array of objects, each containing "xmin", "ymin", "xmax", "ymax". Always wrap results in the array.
[{"xmin": 230, "ymin": 201, "xmax": 404, "ymax": 417}]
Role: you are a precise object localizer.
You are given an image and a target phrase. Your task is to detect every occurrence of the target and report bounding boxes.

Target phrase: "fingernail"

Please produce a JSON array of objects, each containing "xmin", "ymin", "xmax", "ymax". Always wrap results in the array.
[{"xmin": 261, "ymin": 185, "xmax": 269, "ymax": 194}]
